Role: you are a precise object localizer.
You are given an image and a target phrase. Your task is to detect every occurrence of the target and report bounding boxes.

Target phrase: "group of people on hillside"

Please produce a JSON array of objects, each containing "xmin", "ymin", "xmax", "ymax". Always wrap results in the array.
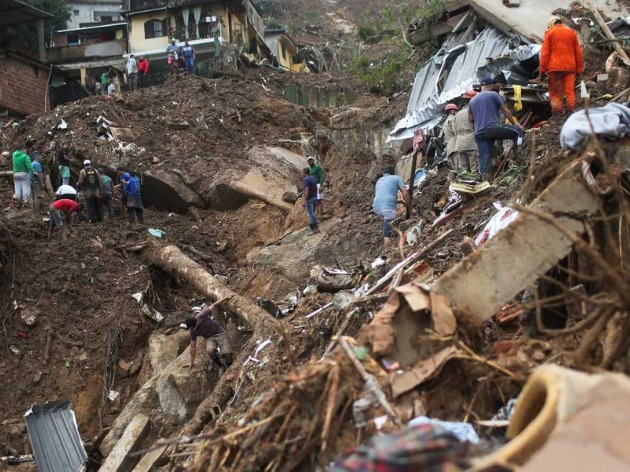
[
  {"xmin": 5, "ymin": 142, "xmax": 144, "ymax": 240},
  {"xmin": 125, "ymin": 54, "xmax": 150, "ymax": 91},
  {"xmin": 371, "ymin": 15, "xmax": 583, "ymax": 248},
  {"xmin": 166, "ymin": 39, "xmax": 197, "ymax": 76}
]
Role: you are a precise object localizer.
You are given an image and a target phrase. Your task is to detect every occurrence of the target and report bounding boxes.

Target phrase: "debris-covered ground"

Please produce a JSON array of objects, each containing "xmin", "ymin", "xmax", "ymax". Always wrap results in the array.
[{"xmin": 1, "ymin": 2, "xmax": 630, "ymax": 471}]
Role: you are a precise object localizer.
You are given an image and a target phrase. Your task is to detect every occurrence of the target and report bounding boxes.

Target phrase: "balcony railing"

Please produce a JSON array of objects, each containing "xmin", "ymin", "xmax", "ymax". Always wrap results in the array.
[{"xmin": 46, "ymin": 39, "xmax": 127, "ymax": 64}]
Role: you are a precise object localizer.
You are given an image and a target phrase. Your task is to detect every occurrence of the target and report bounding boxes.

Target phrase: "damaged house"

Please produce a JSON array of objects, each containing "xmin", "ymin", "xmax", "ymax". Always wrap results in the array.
[{"xmin": 124, "ymin": 0, "xmax": 270, "ymax": 74}]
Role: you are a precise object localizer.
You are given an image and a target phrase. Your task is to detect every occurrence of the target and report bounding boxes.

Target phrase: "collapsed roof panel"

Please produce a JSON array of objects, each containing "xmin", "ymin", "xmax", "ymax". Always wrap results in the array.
[
  {"xmin": 389, "ymin": 27, "xmax": 540, "ymax": 142},
  {"xmin": 24, "ymin": 401, "xmax": 87, "ymax": 472}
]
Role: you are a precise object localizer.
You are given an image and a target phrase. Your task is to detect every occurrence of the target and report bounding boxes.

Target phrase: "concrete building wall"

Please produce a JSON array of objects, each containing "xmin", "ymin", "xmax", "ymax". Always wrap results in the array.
[
  {"xmin": 0, "ymin": 55, "xmax": 49, "ymax": 115},
  {"xmin": 67, "ymin": 2, "xmax": 123, "ymax": 29}
]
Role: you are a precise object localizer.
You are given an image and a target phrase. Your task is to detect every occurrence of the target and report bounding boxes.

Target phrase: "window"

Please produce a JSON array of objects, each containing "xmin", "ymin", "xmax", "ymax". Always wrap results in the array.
[
  {"xmin": 100, "ymin": 15, "xmax": 113, "ymax": 22},
  {"xmin": 73, "ymin": 9, "xmax": 79, "ymax": 15},
  {"xmin": 144, "ymin": 19, "xmax": 167, "ymax": 39}
]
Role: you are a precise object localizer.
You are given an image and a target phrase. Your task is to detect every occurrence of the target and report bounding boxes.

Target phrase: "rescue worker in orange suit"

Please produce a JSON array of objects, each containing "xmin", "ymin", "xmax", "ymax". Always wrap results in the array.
[{"xmin": 539, "ymin": 16, "xmax": 584, "ymax": 113}]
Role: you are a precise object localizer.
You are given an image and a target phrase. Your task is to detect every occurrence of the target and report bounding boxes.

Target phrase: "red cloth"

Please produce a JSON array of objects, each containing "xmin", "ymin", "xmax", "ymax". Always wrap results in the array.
[
  {"xmin": 548, "ymin": 71, "xmax": 576, "ymax": 111},
  {"xmin": 540, "ymin": 24, "xmax": 583, "ymax": 74},
  {"xmin": 52, "ymin": 199, "xmax": 79, "ymax": 213},
  {"xmin": 137, "ymin": 59, "xmax": 149, "ymax": 74},
  {"xmin": 412, "ymin": 128, "xmax": 426, "ymax": 153}
]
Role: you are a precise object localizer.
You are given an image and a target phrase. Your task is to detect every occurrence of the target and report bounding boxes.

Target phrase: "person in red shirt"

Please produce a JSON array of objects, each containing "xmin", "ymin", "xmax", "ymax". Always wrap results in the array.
[
  {"xmin": 50, "ymin": 198, "xmax": 79, "ymax": 240},
  {"xmin": 540, "ymin": 16, "xmax": 584, "ymax": 113},
  {"xmin": 137, "ymin": 56, "xmax": 149, "ymax": 87}
]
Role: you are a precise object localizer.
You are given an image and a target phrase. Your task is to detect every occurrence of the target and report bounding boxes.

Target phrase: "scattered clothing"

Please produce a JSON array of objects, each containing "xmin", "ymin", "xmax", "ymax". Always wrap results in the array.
[
  {"xmin": 560, "ymin": 103, "xmax": 630, "ymax": 150},
  {"xmin": 330, "ymin": 422, "xmax": 471, "ymax": 472},
  {"xmin": 408, "ymin": 417, "xmax": 480, "ymax": 444}
]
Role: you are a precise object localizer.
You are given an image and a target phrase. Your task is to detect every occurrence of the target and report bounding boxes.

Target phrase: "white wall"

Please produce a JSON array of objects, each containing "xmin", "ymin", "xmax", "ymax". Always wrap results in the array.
[{"xmin": 66, "ymin": 2, "xmax": 124, "ymax": 29}]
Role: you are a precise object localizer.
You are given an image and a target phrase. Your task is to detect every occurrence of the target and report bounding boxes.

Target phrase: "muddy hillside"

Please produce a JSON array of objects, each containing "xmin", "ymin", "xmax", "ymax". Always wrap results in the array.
[{"xmin": 2, "ymin": 3, "xmax": 630, "ymax": 472}]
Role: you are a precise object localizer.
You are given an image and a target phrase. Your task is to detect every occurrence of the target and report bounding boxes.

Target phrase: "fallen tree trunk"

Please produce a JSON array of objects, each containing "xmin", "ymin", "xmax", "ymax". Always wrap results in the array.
[
  {"xmin": 141, "ymin": 244, "xmax": 275, "ymax": 328},
  {"xmin": 140, "ymin": 243, "xmax": 281, "ymax": 437}
]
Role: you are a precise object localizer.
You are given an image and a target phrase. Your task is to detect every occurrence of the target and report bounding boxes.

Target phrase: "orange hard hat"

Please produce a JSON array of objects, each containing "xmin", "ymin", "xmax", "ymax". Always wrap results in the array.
[
  {"xmin": 444, "ymin": 103, "xmax": 459, "ymax": 112},
  {"xmin": 462, "ymin": 90, "xmax": 477, "ymax": 99}
]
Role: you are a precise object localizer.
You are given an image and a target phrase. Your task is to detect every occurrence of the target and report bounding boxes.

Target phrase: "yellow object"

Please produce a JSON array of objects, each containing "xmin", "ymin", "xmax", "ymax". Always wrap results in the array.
[{"xmin": 513, "ymin": 85, "xmax": 523, "ymax": 112}]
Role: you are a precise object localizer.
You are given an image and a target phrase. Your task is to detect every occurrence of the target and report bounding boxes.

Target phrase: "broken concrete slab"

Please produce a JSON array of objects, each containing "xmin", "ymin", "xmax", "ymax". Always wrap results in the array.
[
  {"xmin": 469, "ymin": 0, "xmax": 625, "ymax": 41},
  {"xmin": 433, "ymin": 161, "xmax": 600, "ymax": 321},
  {"xmin": 99, "ymin": 413, "xmax": 150, "ymax": 472},
  {"xmin": 248, "ymin": 217, "xmax": 343, "ymax": 281}
]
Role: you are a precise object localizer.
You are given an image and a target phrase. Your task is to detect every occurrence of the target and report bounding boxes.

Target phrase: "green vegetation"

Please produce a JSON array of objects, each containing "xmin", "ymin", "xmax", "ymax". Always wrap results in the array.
[
  {"xmin": 349, "ymin": 0, "xmax": 445, "ymax": 96},
  {"xmin": 2, "ymin": 0, "xmax": 70, "ymax": 53}
]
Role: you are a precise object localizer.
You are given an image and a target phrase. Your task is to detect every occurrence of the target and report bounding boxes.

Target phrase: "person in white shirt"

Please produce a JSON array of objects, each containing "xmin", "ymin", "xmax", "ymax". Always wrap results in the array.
[
  {"xmin": 126, "ymin": 54, "xmax": 138, "ymax": 91},
  {"xmin": 107, "ymin": 81, "xmax": 116, "ymax": 96}
]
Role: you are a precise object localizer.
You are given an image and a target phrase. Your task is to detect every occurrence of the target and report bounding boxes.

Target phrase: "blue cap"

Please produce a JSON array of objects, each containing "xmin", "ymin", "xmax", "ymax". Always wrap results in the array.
[{"xmin": 480, "ymin": 77, "xmax": 494, "ymax": 85}]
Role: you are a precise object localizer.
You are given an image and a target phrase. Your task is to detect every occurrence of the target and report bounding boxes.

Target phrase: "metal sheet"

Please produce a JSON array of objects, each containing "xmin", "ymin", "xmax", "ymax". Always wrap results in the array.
[
  {"xmin": 388, "ymin": 27, "xmax": 540, "ymax": 142},
  {"xmin": 24, "ymin": 401, "xmax": 87, "ymax": 472}
]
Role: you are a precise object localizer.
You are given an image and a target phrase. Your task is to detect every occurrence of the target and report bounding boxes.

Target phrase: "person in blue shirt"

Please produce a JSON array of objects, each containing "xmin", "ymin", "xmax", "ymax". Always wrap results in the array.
[
  {"xmin": 124, "ymin": 171, "xmax": 144, "ymax": 224},
  {"xmin": 181, "ymin": 40, "xmax": 196, "ymax": 74},
  {"xmin": 372, "ymin": 165, "xmax": 410, "ymax": 249},
  {"xmin": 115, "ymin": 166, "xmax": 130, "ymax": 218},
  {"xmin": 302, "ymin": 167, "xmax": 319, "ymax": 235},
  {"xmin": 29, "ymin": 149, "xmax": 45, "ymax": 213}
]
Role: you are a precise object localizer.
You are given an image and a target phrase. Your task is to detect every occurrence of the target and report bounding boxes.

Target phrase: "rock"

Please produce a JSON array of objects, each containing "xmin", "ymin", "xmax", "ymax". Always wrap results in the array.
[
  {"xmin": 531, "ymin": 350, "xmax": 546, "ymax": 362},
  {"xmin": 100, "ymin": 343, "xmax": 209, "ymax": 456},
  {"xmin": 167, "ymin": 120, "xmax": 190, "ymax": 130},
  {"xmin": 148, "ymin": 331, "xmax": 189, "ymax": 375},
  {"xmin": 20, "ymin": 307, "xmax": 39, "ymax": 326},
  {"xmin": 248, "ymin": 217, "xmax": 344, "ymax": 281},
  {"xmin": 214, "ymin": 242, "xmax": 228, "ymax": 253},
  {"xmin": 282, "ymin": 191, "xmax": 298, "ymax": 203}
]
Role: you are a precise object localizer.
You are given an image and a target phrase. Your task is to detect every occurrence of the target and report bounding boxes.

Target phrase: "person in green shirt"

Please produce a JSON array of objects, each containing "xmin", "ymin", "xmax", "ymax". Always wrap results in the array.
[
  {"xmin": 99, "ymin": 170, "xmax": 115, "ymax": 219},
  {"xmin": 307, "ymin": 156, "xmax": 326, "ymax": 217},
  {"xmin": 12, "ymin": 147, "xmax": 33, "ymax": 208}
]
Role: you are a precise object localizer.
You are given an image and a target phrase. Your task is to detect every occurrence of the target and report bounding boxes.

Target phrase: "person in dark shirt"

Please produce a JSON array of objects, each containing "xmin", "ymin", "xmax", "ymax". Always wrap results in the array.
[
  {"xmin": 184, "ymin": 295, "xmax": 233, "ymax": 372},
  {"xmin": 302, "ymin": 167, "xmax": 319, "ymax": 235}
]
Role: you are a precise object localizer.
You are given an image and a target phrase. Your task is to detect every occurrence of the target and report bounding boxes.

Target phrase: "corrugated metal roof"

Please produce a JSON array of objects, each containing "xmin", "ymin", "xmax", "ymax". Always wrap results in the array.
[{"xmin": 24, "ymin": 401, "xmax": 87, "ymax": 472}]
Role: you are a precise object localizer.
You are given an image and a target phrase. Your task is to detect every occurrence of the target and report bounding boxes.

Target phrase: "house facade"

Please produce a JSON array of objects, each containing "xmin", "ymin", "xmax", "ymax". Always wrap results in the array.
[
  {"xmin": 125, "ymin": 0, "xmax": 269, "ymax": 64},
  {"xmin": 0, "ymin": 0, "xmax": 52, "ymax": 117},
  {"xmin": 66, "ymin": 0, "xmax": 125, "ymax": 30},
  {"xmin": 264, "ymin": 29, "xmax": 304, "ymax": 72}
]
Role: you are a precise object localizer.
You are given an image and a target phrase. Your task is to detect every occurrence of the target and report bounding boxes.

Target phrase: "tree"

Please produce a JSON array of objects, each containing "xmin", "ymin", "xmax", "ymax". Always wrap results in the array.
[{"xmin": 1, "ymin": 0, "xmax": 70, "ymax": 53}]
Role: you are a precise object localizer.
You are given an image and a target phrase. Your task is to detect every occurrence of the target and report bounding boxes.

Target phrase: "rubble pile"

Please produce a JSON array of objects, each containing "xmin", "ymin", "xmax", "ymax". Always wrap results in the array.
[{"xmin": 2, "ymin": 3, "xmax": 630, "ymax": 471}]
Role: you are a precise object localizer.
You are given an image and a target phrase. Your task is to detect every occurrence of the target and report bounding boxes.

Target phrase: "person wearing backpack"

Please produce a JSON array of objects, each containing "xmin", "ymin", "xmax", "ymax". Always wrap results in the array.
[{"xmin": 77, "ymin": 160, "xmax": 103, "ymax": 222}]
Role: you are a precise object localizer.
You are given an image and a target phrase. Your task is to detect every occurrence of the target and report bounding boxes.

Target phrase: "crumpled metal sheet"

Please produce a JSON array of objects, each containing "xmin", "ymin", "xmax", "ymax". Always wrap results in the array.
[
  {"xmin": 24, "ymin": 401, "xmax": 87, "ymax": 472},
  {"xmin": 389, "ymin": 27, "xmax": 541, "ymax": 142}
]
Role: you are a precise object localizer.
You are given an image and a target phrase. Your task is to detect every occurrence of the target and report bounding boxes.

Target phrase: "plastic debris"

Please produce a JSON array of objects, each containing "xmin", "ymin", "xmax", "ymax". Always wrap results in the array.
[
  {"xmin": 408, "ymin": 416, "xmax": 480, "ymax": 444},
  {"xmin": 108, "ymin": 390, "xmax": 120, "ymax": 402},
  {"xmin": 148, "ymin": 228, "xmax": 166, "ymax": 238},
  {"xmin": 475, "ymin": 202, "xmax": 519, "ymax": 246}
]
